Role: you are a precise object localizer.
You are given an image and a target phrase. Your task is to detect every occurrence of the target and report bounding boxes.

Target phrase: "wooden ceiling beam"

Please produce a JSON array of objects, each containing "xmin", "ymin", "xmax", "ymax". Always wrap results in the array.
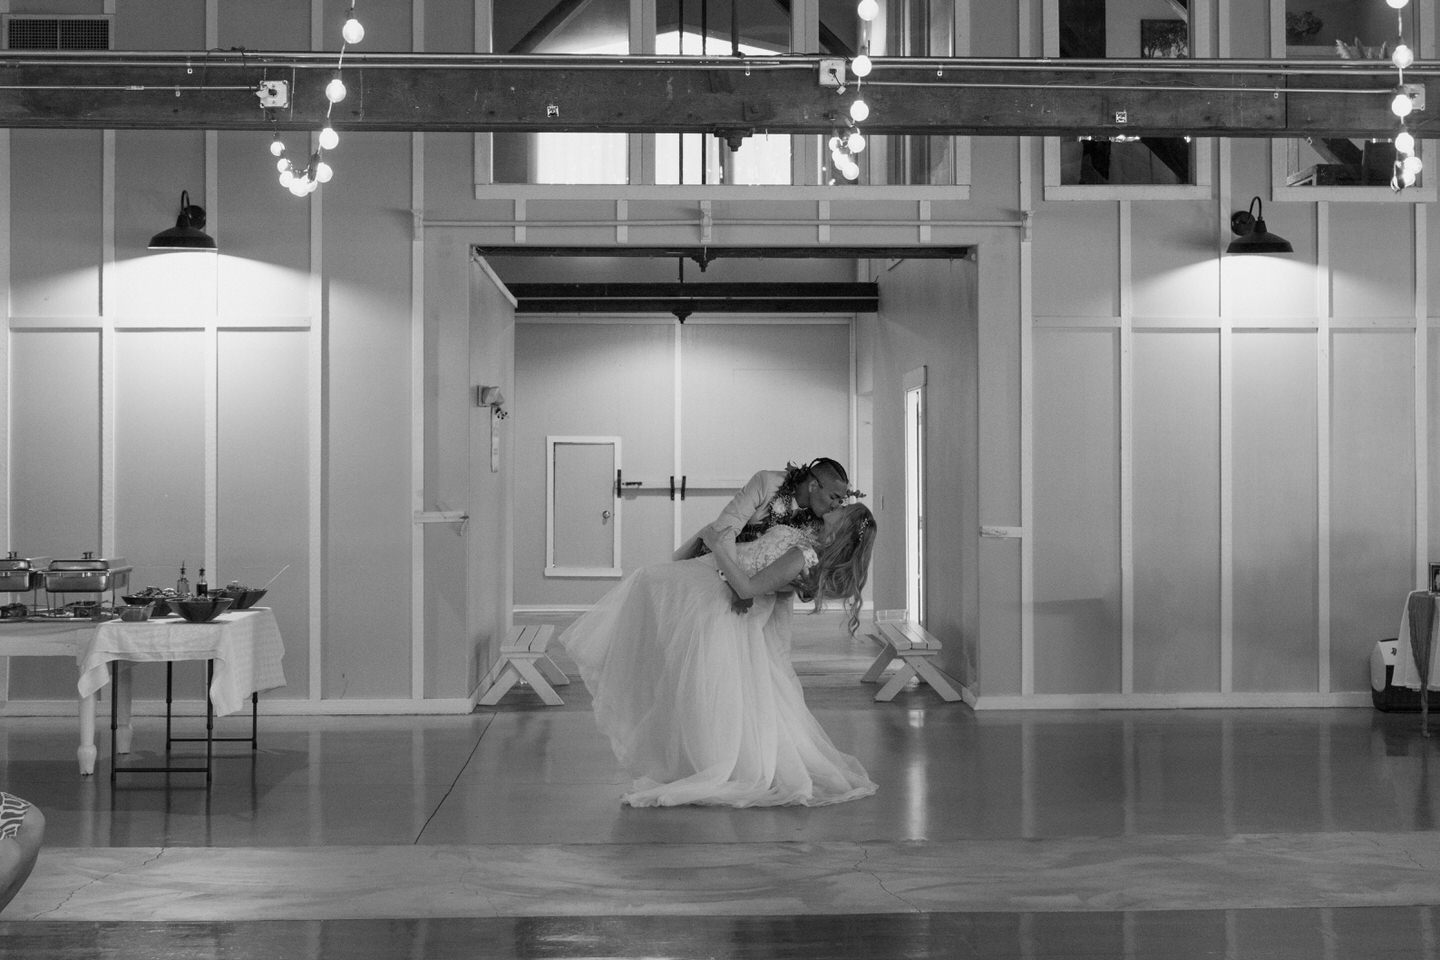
[{"xmin": 0, "ymin": 52, "xmax": 1431, "ymax": 139}]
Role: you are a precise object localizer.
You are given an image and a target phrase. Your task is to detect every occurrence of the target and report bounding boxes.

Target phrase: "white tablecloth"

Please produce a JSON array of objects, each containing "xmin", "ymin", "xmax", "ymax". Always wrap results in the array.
[
  {"xmin": 77, "ymin": 607, "xmax": 286, "ymax": 715},
  {"xmin": 1390, "ymin": 592, "xmax": 1440, "ymax": 691}
]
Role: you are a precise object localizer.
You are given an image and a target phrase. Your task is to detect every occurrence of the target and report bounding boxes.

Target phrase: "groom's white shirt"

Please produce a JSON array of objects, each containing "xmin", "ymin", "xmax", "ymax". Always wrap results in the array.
[{"xmin": 672, "ymin": 469, "xmax": 785, "ymax": 560}]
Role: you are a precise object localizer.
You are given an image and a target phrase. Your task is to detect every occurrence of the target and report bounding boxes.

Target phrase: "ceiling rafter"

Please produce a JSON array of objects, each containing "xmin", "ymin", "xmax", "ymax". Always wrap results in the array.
[{"xmin": 0, "ymin": 52, "xmax": 1430, "ymax": 139}]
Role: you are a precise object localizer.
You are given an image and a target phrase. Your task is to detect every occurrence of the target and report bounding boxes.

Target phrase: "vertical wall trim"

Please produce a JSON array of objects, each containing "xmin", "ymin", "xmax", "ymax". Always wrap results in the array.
[
  {"xmin": 472, "ymin": 0, "xmax": 493, "ymax": 192},
  {"xmin": 409, "ymin": 4, "xmax": 428, "ymax": 701},
  {"xmin": 0, "ymin": 122, "xmax": 8, "ymax": 699},
  {"xmin": 849, "ymin": 314, "xmax": 858, "ymax": 491},
  {"xmin": 100, "ymin": 133, "xmax": 117, "ymax": 557},
  {"xmin": 1415, "ymin": 204, "xmax": 1429, "ymax": 588},
  {"xmin": 1118, "ymin": 202, "xmax": 1135, "ymax": 695},
  {"xmin": 0, "ymin": 128, "xmax": 9, "ymax": 554},
  {"xmin": 671, "ymin": 322, "xmax": 683, "ymax": 549},
  {"xmin": 1316, "ymin": 202, "xmax": 1332, "ymax": 693},
  {"xmin": 1219, "ymin": 317, "xmax": 1234, "ymax": 693},
  {"xmin": 410, "ymin": 130, "xmax": 426, "ymax": 701},
  {"xmin": 1017, "ymin": 0, "xmax": 1034, "ymax": 698},
  {"xmin": 308, "ymin": 3, "xmax": 325, "ymax": 702},
  {"xmin": 204, "ymin": 130, "xmax": 219, "ymax": 575}
]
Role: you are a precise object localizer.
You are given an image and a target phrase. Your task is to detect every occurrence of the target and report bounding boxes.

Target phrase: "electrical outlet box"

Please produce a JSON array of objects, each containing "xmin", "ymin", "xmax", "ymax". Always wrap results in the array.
[
  {"xmin": 819, "ymin": 58, "xmax": 846, "ymax": 88},
  {"xmin": 256, "ymin": 80, "xmax": 289, "ymax": 108},
  {"xmin": 1401, "ymin": 83, "xmax": 1426, "ymax": 111}
]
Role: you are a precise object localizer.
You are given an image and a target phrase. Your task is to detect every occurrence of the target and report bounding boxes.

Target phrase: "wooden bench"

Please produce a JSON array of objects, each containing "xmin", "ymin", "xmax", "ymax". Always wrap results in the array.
[
  {"xmin": 862, "ymin": 617, "xmax": 963, "ymax": 702},
  {"xmin": 475, "ymin": 624, "xmax": 570, "ymax": 706}
]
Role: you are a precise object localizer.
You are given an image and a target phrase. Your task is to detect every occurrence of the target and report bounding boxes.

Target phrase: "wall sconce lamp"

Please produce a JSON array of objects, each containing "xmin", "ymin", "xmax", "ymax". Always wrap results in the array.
[
  {"xmin": 1227, "ymin": 196, "xmax": 1292, "ymax": 255},
  {"xmin": 148, "ymin": 190, "xmax": 217, "ymax": 251}
]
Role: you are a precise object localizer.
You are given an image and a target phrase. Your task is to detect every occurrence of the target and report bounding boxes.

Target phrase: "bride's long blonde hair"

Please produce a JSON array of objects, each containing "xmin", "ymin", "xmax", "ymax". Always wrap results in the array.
[{"xmin": 798, "ymin": 503, "xmax": 877, "ymax": 636}]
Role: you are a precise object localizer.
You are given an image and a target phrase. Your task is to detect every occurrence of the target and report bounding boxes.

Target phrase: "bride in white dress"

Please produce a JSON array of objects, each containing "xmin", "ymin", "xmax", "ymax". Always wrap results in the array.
[{"xmin": 560, "ymin": 503, "xmax": 879, "ymax": 807}]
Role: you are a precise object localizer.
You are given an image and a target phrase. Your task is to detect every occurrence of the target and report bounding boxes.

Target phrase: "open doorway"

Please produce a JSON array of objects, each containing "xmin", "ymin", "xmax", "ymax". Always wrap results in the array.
[{"xmin": 904, "ymin": 366, "xmax": 927, "ymax": 623}]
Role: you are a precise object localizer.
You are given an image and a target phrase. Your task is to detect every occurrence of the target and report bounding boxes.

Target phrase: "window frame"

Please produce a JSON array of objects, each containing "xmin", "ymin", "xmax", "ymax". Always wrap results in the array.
[
  {"xmin": 1268, "ymin": 0, "xmax": 1437, "ymax": 202},
  {"xmin": 1041, "ymin": 0, "xmax": 1215, "ymax": 201}
]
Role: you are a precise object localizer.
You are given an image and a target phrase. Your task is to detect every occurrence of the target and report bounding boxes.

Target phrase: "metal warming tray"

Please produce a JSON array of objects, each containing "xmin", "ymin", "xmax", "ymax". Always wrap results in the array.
[
  {"xmin": 0, "ymin": 553, "xmax": 49, "ymax": 592},
  {"xmin": 44, "ymin": 554, "xmax": 132, "ymax": 593}
]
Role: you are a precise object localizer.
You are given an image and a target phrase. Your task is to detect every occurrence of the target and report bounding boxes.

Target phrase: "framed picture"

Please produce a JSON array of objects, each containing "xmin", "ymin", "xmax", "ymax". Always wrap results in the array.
[
  {"xmin": 1430, "ymin": 562, "xmax": 1440, "ymax": 594},
  {"xmin": 1141, "ymin": 19, "xmax": 1188, "ymax": 59}
]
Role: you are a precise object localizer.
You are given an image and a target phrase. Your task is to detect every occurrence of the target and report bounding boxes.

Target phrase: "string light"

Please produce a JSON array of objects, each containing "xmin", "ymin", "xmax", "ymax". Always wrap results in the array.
[
  {"xmin": 1386, "ymin": 0, "xmax": 1422, "ymax": 192},
  {"xmin": 832, "ymin": 0, "xmax": 878, "ymax": 183},
  {"xmin": 266, "ymin": 4, "xmax": 364, "ymax": 197}
]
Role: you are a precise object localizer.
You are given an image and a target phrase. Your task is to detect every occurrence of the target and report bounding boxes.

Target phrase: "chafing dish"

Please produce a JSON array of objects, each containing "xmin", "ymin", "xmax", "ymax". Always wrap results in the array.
[
  {"xmin": 0, "ymin": 552, "xmax": 49, "ymax": 592},
  {"xmin": 44, "ymin": 553, "xmax": 132, "ymax": 593}
]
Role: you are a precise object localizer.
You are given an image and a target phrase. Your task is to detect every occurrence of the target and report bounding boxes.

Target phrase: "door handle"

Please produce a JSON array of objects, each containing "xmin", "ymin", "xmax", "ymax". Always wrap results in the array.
[{"xmin": 601, "ymin": 510, "xmax": 612, "ymax": 522}]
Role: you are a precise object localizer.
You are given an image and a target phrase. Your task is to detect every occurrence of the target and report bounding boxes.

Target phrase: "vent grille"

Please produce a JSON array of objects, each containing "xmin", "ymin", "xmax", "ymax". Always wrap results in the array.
[{"xmin": 5, "ymin": 16, "xmax": 112, "ymax": 51}]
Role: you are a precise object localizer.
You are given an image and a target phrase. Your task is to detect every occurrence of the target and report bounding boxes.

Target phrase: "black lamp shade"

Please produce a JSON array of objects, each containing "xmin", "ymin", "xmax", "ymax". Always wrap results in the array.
[
  {"xmin": 1227, "ymin": 196, "xmax": 1292, "ymax": 255},
  {"xmin": 149, "ymin": 190, "xmax": 216, "ymax": 251}
]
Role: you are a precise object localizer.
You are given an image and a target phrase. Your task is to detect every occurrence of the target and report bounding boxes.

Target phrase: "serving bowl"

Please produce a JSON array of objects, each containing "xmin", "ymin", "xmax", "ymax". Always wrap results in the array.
[
  {"xmin": 220, "ymin": 587, "xmax": 267, "ymax": 610},
  {"xmin": 123, "ymin": 594, "xmax": 174, "ymax": 618},
  {"xmin": 172, "ymin": 596, "xmax": 233, "ymax": 623},
  {"xmin": 117, "ymin": 602, "xmax": 154, "ymax": 622}
]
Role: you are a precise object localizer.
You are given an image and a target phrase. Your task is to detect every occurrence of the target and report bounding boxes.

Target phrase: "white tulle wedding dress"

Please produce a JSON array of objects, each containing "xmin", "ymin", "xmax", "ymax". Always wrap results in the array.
[{"xmin": 560, "ymin": 524, "xmax": 877, "ymax": 807}]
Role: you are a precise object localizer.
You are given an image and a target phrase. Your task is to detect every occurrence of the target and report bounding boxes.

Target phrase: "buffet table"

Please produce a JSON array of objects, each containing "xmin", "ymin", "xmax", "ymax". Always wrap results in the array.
[{"xmin": 0, "ymin": 607, "xmax": 285, "ymax": 775}]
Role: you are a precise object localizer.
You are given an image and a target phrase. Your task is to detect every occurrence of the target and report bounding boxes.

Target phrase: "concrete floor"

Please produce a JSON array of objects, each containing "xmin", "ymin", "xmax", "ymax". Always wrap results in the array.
[{"xmin": 3, "ymin": 613, "xmax": 1440, "ymax": 957}]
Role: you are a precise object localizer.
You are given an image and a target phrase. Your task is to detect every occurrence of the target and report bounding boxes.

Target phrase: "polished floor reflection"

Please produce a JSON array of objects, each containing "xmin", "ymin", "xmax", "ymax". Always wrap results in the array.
[{"xmin": 3, "ymin": 614, "xmax": 1440, "ymax": 957}]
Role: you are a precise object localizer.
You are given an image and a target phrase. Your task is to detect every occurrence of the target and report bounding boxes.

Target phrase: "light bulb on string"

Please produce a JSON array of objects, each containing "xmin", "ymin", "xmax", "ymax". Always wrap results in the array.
[
  {"xmin": 828, "ymin": 135, "xmax": 841, "ymax": 151},
  {"xmin": 342, "ymin": 17, "xmax": 365, "ymax": 44},
  {"xmin": 315, "ymin": 161, "xmax": 335, "ymax": 183},
  {"xmin": 852, "ymin": 54, "xmax": 873, "ymax": 78},
  {"xmin": 847, "ymin": 131, "xmax": 866, "ymax": 153},
  {"xmin": 326, "ymin": 77, "xmax": 348, "ymax": 103},
  {"xmin": 270, "ymin": 138, "xmax": 286, "ymax": 157},
  {"xmin": 289, "ymin": 178, "xmax": 311, "ymax": 198},
  {"xmin": 1403, "ymin": 155, "xmax": 1423, "ymax": 177},
  {"xmin": 857, "ymin": 0, "xmax": 879, "ymax": 21},
  {"xmin": 279, "ymin": 170, "xmax": 296, "ymax": 188},
  {"xmin": 1392, "ymin": 44, "xmax": 1414, "ymax": 69},
  {"xmin": 1395, "ymin": 130, "xmax": 1416, "ymax": 155},
  {"xmin": 277, "ymin": 158, "xmax": 292, "ymax": 173},
  {"xmin": 1386, "ymin": 0, "xmax": 1409, "ymax": 8},
  {"xmin": 319, "ymin": 127, "xmax": 340, "ymax": 150},
  {"xmin": 1391, "ymin": 91, "xmax": 1414, "ymax": 118},
  {"xmin": 849, "ymin": 98, "xmax": 869, "ymax": 122}
]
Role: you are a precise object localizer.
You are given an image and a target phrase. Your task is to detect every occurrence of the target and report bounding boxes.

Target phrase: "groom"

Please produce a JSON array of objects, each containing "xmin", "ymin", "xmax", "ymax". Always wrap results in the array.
[{"xmin": 673, "ymin": 458, "xmax": 852, "ymax": 561}]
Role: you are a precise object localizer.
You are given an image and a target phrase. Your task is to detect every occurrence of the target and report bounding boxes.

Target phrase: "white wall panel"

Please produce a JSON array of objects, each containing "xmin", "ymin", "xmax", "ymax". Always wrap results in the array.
[
  {"xmin": 1130, "ymin": 201, "xmax": 1220, "ymax": 318},
  {"xmin": 1232, "ymin": 330, "xmax": 1319, "ymax": 692},
  {"xmin": 218, "ymin": 329, "xmax": 310, "ymax": 700},
  {"xmin": 1033, "ymin": 328, "xmax": 1122, "ymax": 694},
  {"xmin": 10, "ymin": 131, "xmax": 103, "ymax": 318},
  {"xmin": 8, "ymin": 330, "xmax": 102, "ymax": 699},
  {"xmin": 322, "ymin": 133, "xmax": 415, "ymax": 700},
  {"xmin": 1032, "ymin": 204, "xmax": 1119, "ymax": 318},
  {"xmin": 513, "ymin": 321, "xmax": 676, "ymax": 606},
  {"xmin": 1331, "ymin": 206, "xmax": 1417, "ymax": 320},
  {"xmin": 1132, "ymin": 330, "xmax": 1222, "ymax": 693},
  {"xmin": 1330, "ymin": 330, "xmax": 1415, "ymax": 691}
]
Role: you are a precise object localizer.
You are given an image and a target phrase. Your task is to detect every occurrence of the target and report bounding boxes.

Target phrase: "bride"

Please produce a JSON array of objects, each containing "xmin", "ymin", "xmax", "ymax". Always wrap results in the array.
[{"xmin": 560, "ymin": 502, "xmax": 879, "ymax": 808}]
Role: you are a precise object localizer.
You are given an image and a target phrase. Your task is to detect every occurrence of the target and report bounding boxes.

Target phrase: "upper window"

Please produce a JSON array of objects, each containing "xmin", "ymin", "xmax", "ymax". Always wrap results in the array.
[
  {"xmin": 1042, "ymin": 0, "xmax": 1214, "ymax": 199},
  {"xmin": 1270, "ymin": 0, "xmax": 1435, "ymax": 201}
]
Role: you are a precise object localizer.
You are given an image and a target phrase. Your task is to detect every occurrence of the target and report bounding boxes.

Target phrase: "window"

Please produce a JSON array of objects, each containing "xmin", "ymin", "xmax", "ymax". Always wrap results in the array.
[
  {"xmin": 1270, "ymin": 0, "xmax": 1435, "ymax": 201},
  {"xmin": 1042, "ymin": 0, "xmax": 1214, "ymax": 199},
  {"xmin": 833, "ymin": 0, "xmax": 970, "ymax": 186}
]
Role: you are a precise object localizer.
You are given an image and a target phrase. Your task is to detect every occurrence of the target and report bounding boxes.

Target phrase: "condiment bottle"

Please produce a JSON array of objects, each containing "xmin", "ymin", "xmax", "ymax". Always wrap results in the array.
[
  {"xmin": 176, "ymin": 563, "xmax": 190, "ymax": 597},
  {"xmin": 196, "ymin": 568, "xmax": 208, "ymax": 597}
]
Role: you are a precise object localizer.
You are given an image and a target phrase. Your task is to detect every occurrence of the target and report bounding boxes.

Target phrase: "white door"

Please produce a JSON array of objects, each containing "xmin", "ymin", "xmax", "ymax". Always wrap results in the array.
[
  {"xmin": 904, "ymin": 366, "xmax": 927, "ymax": 622},
  {"xmin": 546, "ymin": 436, "xmax": 622, "ymax": 577}
]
